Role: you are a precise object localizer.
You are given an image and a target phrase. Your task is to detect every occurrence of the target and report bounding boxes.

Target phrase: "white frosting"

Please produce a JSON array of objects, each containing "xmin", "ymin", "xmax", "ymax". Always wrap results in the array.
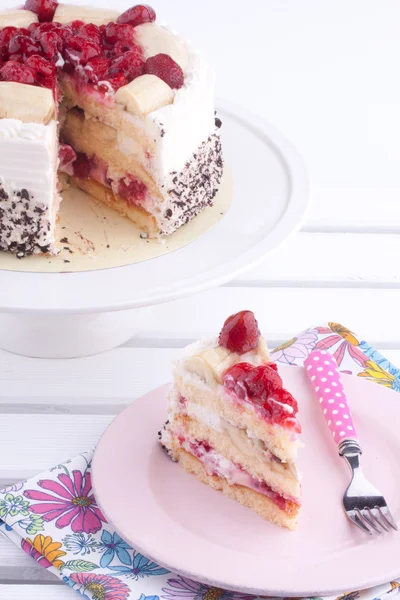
[
  {"xmin": 144, "ymin": 28, "xmax": 215, "ymax": 180},
  {"xmin": 0, "ymin": 119, "xmax": 58, "ymax": 253}
]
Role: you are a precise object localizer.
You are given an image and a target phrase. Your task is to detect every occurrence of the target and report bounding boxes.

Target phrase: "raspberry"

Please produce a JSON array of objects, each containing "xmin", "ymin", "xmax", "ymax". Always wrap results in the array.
[
  {"xmin": 117, "ymin": 4, "xmax": 156, "ymax": 27},
  {"xmin": 112, "ymin": 40, "xmax": 142, "ymax": 57},
  {"xmin": 102, "ymin": 22, "xmax": 135, "ymax": 45},
  {"xmin": 108, "ymin": 50, "xmax": 144, "ymax": 81},
  {"xmin": 24, "ymin": 0, "xmax": 59, "ymax": 22},
  {"xmin": 39, "ymin": 31, "xmax": 63, "ymax": 60},
  {"xmin": 8, "ymin": 35, "xmax": 41, "ymax": 58},
  {"xmin": 73, "ymin": 152, "xmax": 92, "ymax": 179},
  {"xmin": 118, "ymin": 176, "xmax": 147, "ymax": 203},
  {"xmin": 58, "ymin": 143, "xmax": 76, "ymax": 171},
  {"xmin": 71, "ymin": 20, "xmax": 85, "ymax": 31},
  {"xmin": 0, "ymin": 61, "xmax": 35, "ymax": 84},
  {"xmin": 0, "ymin": 27, "xmax": 17, "ymax": 54},
  {"xmin": 30, "ymin": 22, "xmax": 62, "ymax": 40},
  {"xmin": 218, "ymin": 310, "xmax": 260, "ymax": 354},
  {"xmin": 56, "ymin": 25, "xmax": 73, "ymax": 45},
  {"xmin": 65, "ymin": 35, "xmax": 102, "ymax": 65},
  {"xmin": 104, "ymin": 72, "xmax": 128, "ymax": 91},
  {"xmin": 84, "ymin": 56, "xmax": 110, "ymax": 83},
  {"xmin": 80, "ymin": 23, "xmax": 102, "ymax": 46},
  {"xmin": 26, "ymin": 54, "xmax": 56, "ymax": 79},
  {"xmin": 144, "ymin": 53, "xmax": 184, "ymax": 89}
]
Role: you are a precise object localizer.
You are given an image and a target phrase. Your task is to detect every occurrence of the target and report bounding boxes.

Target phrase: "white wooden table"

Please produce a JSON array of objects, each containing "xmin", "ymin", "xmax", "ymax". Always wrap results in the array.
[{"xmin": 2, "ymin": 0, "xmax": 400, "ymax": 597}]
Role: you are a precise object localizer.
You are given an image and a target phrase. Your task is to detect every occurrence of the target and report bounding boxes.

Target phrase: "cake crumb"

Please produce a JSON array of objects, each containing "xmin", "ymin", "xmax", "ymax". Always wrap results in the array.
[
  {"xmin": 140, "ymin": 232, "xmax": 148, "ymax": 239},
  {"xmin": 60, "ymin": 237, "xmax": 69, "ymax": 244}
]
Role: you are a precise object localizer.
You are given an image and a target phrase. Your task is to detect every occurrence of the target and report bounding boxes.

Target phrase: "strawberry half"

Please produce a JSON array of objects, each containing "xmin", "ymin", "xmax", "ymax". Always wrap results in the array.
[{"xmin": 218, "ymin": 310, "xmax": 260, "ymax": 354}]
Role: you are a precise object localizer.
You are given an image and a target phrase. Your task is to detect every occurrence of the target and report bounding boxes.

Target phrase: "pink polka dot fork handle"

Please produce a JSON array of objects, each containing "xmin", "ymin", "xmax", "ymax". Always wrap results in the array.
[{"xmin": 304, "ymin": 350, "xmax": 359, "ymax": 446}]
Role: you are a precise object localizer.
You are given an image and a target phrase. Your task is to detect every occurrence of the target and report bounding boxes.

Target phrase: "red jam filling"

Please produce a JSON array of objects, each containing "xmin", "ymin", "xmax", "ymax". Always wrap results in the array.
[
  {"xmin": 70, "ymin": 151, "xmax": 148, "ymax": 205},
  {"xmin": 182, "ymin": 437, "xmax": 297, "ymax": 512}
]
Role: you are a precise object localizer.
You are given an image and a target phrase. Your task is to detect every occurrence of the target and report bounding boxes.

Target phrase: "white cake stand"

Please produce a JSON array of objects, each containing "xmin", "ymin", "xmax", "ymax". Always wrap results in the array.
[{"xmin": 0, "ymin": 99, "xmax": 309, "ymax": 357}]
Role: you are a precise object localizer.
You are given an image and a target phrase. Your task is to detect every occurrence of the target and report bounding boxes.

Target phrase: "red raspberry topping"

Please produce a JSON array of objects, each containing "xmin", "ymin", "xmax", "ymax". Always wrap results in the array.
[
  {"xmin": 108, "ymin": 50, "xmax": 144, "ymax": 81},
  {"xmin": 144, "ymin": 53, "xmax": 184, "ymax": 89},
  {"xmin": 70, "ymin": 20, "xmax": 85, "ymax": 31},
  {"xmin": 102, "ymin": 22, "xmax": 136, "ymax": 45},
  {"xmin": 218, "ymin": 310, "xmax": 260, "ymax": 354},
  {"xmin": 0, "ymin": 61, "xmax": 35, "ymax": 84},
  {"xmin": 80, "ymin": 23, "xmax": 102, "ymax": 46},
  {"xmin": 0, "ymin": 27, "xmax": 17, "ymax": 55},
  {"xmin": 8, "ymin": 35, "xmax": 41, "ymax": 58},
  {"xmin": 30, "ymin": 22, "xmax": 62, "ymax": 40},
  {"xmin": 24, "ymin": 0, "xmax": 59, "ymax": 22},
  {"xmin": 222, "ymin": 362, "xmax": 299, "ymax": 428},
  {"xmin": 84, "ymin": 56, "xmax": 111, "ymax": 83},
  {"xmin": 65, "ymin": 35, "xmax": 102, "ymax": 65},
  {"xmin": 101, "ymin": 72, "xmax": 128, "ymax": 91},
  {"xmin": 112, "ymin": 40, "xmax": 142, "ymax": 57},
  {"xmin": 25, "ymin": 54, "xmax": 55, "ymax": 79},
  {"xmin": 39, "ymin": 30, "xmax": 63, "ymax": 61},
  {"xmin": 117, "ymin": 4, "xmax": 156, "ymax": 27}
]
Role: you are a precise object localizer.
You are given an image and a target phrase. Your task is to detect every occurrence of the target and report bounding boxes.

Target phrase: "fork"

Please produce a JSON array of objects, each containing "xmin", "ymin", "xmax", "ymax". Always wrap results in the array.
[{"xmin": 304, "ymin": 349, "xmax": 398, "ymax": 535}]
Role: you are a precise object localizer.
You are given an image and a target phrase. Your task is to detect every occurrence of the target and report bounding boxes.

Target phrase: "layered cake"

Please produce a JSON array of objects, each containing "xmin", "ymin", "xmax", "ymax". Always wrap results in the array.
[
  {"xmin": 160, "ymin": 311, "xmax": 302, "ymax": 530},
  {"xmin": 0, "ymin": 2, "xmax": 223, "ymax": 257}
]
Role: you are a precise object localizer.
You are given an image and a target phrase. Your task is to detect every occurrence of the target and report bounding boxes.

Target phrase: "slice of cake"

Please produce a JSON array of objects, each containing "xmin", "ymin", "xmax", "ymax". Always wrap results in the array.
[
  {"xmin": 160, "ymin": 311, "xmax": 302, "ymax": 530},
  {"xmin": 0, "ymin": 2, "xmax": 223, "ymax": 257}
]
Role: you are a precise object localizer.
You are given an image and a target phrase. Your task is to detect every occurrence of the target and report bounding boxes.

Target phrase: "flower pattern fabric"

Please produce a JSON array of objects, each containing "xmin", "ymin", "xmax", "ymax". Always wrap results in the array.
[{"xmin": 0, "ymin": 323, "xmax": 399, "ymax": 600}]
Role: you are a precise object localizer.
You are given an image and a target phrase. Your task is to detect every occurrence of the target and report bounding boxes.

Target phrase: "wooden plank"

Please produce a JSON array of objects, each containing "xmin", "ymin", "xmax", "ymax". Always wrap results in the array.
[
  {"xmin": 0, "ymin": 414, "xmax": 113, "ymax": 481},
  {"xmin": 0, "ymin": 348, "xmax": 174, "ymax": 402},
  {"xmin": 0, "ymin": 538, "xmax": 57, "ymax": 583},
  {"xmin": 237, "ymin": 233, "xmax": 400, "ymax": 286},
  {"xmin": 0, "ymin": 586, "xmax": 73, "ymax": 599}
]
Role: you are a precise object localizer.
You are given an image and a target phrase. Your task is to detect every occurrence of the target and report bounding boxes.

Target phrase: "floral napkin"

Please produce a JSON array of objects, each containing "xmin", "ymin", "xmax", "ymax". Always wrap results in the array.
[{"xmin": 1, "ymin": 322, "xmax": 400, "ymax": 600}]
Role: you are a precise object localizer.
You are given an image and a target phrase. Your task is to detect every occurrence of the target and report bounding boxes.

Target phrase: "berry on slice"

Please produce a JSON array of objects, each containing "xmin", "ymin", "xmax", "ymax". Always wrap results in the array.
[
  {"xmin": 108, "ymin": 50, "xmax": 144, "ymax": 81},
  {"xmin": 144, "ymin": 53, "xmax": 184, "ymax": 89},
  {"xmin": 117, "ymin": 4, "xmax": 156, "ymax": 27},
  {"xmin": 71, "ymin": 20, "xmax": 85, "ymax": 31},
  {"xmin": 0, "ymin": 61, "xmax": 35, "ymax": 84},
  {"xmin": 102, "ymin": 22, "xmax": 136, "ymax": 45},
  {"xmin": 218, "ymin": 310, "xmax": 260, "ymax": 354},
  {"xmin": 24, "ymin": 0, "xmax": 59, "ymax": 22}
]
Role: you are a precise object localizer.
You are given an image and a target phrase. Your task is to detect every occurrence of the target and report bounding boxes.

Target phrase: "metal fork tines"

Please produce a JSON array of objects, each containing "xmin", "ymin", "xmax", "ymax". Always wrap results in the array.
[{"xmin": 339, "ymin": 439, "xmax": 398, "ymax": 535}]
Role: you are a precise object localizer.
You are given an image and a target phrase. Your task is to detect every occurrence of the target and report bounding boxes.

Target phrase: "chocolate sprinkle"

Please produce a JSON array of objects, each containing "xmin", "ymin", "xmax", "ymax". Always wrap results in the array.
[{"xmin": 160, "ymin": 131, "xmax": 224, "ymax": 235}]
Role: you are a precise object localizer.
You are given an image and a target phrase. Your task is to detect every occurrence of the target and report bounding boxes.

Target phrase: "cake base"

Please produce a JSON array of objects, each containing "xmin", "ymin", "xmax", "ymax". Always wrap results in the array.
[
  {"xmin": 168, "ymin": 446, "xmax": 299, "ymax": 530},
  {"xmin": 0, "ymin": 167, "xmax": 233, "ymax": 273}
]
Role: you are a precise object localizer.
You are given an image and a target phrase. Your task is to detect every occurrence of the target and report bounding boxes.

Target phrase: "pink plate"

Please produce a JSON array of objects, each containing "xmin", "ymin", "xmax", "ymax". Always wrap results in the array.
[{"xmin": 92, "ymin": 365, "xmax": 400, "ymax": 596}]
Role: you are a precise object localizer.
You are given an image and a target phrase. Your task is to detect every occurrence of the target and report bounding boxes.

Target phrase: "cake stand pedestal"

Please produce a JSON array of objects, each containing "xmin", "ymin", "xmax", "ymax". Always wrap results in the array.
[{"xmin": 0, "ymin": 308, "xmax": 153, "ymax": 358}]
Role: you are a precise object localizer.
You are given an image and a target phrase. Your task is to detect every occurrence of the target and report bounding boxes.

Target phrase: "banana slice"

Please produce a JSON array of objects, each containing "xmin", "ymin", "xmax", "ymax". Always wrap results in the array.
[
  {"xmin": 115, "ymin": 74, "xmax": 174, "ymax": 117},
  {"xmin": 0, "ymin": 10, "xmax": 38, "ymax": 28},
  {"xmin": 53, "ymin": 4, "xmax": 120, "ymax": 25},
  {"xmin": 0, "ymin": 83, "xmax": 55, "ymax": 125},
  {"xmin": 184, "ymin": 346, "xmax": 239, "ymax": 386},
  {"xmin": 135, "ymin": 23, "xmax": 189, "ymax": 73}
]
